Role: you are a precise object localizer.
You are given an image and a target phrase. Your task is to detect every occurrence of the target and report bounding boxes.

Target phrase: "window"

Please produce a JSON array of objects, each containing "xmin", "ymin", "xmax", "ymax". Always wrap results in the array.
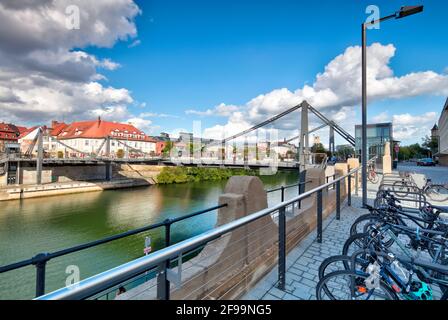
[{"xmin": 85, "ymin": 140, "xmax": 89, "ymax": 146}]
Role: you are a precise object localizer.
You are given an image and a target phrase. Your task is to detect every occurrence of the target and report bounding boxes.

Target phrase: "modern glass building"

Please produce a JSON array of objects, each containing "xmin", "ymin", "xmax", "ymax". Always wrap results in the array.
[{"xmin": 355, "ymin": 122, "xmax": 393, "ymax": 161}]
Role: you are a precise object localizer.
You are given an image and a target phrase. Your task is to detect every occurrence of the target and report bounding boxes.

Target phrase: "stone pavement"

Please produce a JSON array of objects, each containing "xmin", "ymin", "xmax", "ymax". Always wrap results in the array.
[{"xmin": 242, "ymin": 194, "xmax": 367, "ymax": 300}]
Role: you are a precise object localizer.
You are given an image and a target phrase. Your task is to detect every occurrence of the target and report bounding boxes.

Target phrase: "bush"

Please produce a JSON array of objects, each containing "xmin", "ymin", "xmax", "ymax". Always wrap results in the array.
[
  {"xmin": 116, "ymin": 149, "xmax": 125, "ymax": 159},
  {"xmin": 156, "ymin": 167, "xmax": 257, "ymax": 184}
]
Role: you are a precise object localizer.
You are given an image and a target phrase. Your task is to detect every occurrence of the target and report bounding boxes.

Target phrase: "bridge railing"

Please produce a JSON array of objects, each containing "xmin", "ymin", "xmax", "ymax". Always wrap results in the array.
[
  {"xmin": 34, "ymin": 165, "xmax": 365, "ymax": 300},
  {"xmin": 0, "ymin": 177, "xmax": 310, "ymax": 299}
]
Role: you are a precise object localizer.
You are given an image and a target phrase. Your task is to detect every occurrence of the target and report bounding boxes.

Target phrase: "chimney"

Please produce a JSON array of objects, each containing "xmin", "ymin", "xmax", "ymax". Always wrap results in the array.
[
  {"xmin": 51, "ymin": 120, "xmax": 59, "ymax": 129},
  {"xmin": 97, "ymin": 116, "xmax": 101, "ymax": 127}
]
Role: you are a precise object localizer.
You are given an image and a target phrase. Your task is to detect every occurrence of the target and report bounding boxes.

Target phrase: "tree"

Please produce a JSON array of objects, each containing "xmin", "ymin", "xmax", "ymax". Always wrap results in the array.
[
  {"xmin": 162, "ymin": 141, "xmax": 173, "ymax": 156},
  {"xmin": 116, "ymin": 149, "xmax": 125, "ymax": 158},
  {"xmin": 335, "ymin": 145, "xmax": 355, "ymax": 159},
  {"xmin": 422, "ymin": 135, "xmax": 438, "ymax": 157},
  {"xmin": 398, "ymin": 143, "xmax": 429, "ymax": 161},
  {"xmin": 311, "ymin": 143, "xmax": 326, "ymax": 154}
]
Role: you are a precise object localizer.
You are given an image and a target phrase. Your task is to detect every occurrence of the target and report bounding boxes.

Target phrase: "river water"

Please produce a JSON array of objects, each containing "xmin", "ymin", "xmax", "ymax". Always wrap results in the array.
[{"xmin": 0, "ymin": 171, "xmax": 299, "ymax": 299}]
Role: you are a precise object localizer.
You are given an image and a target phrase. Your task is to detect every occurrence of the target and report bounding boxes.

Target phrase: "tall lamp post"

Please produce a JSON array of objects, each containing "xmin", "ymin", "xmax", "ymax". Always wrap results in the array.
[{"xmin": 361, "ymin": 5, "xmax": 423, "ymax": 207}]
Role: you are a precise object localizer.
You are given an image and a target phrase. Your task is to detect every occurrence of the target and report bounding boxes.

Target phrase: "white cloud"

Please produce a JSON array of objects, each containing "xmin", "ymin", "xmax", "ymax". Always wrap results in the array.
[
  {"xmin": 128, "ymin": 39, "xmax": 141, "ymax": 48},
  {"xmin": 0, "ymin": 0, "xmax": 141, "ymax": 126},
  {"xmin": 200, "ymin": 43, "xmax": 448, "ymax": 145},
  {"xmin": 372, "ymin": 112, "xmax": 390, "ymax": 123},
  {"xmin": 186, "ymin": 103, "xmax": 240, "ymax": 117},
  {"xmin": 127, "ymin": 117, "xmax": 153, "ymax": 133}
]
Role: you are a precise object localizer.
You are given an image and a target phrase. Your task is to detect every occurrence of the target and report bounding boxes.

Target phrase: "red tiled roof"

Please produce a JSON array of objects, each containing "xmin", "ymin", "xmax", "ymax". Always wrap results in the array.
[
  {"xmin": 18, "ymin": 126, "xmax": 39, "ymax": 139},
  {"xmin": 16, "ymin": 126, "xmax": 28, "ymax": 134},
  {"xmin": 50, "ymin": 122, "xmax": 68, "ymax": 136},
  {"xmin": 58, "ymin": 119, "xmax": 149, "ymax": 141},
  {"xmin": 0, "ymin": 122, "xmax": 20, "ymax": 141}
]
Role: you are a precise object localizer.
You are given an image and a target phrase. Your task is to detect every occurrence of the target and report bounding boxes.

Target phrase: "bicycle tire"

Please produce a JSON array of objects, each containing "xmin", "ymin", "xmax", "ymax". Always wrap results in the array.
[
  {"xmin": 425, "ymin": 185, "xmax": 448, "ymax": 202},
  {"xmin": 392, "ymin": 181, "xmax": 410, "ymax": 198},
  {"xmin": 316, "ymin": 270, "xmax": 398, "ymax": 300}
]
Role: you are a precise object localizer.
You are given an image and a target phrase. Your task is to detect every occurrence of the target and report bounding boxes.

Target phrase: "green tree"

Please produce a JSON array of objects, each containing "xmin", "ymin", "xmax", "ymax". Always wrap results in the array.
[
  {"xmin": 162, "ymin": 141, "xmax": 173, "ymax": 156},
  {"xmin": 422, "ymin": 135, "xmax": 438, "ymax": 157},
  {"xmin": 116, "ymin": 149, "xmax": 125, "ymax": 159},
  {"xmin": 311, "ymin": 143, "xmax": 326, "ymax": 154},
  {"xmin": 335, "ymin": 145, "xmax": 355, "ymax": 159}
]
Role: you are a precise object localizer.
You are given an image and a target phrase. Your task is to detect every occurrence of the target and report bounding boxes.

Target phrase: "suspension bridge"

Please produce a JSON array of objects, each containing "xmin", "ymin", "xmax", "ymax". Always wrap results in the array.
[{"xmin": 1, "ymin": 100, "xmax": 355, "ymax": 185}]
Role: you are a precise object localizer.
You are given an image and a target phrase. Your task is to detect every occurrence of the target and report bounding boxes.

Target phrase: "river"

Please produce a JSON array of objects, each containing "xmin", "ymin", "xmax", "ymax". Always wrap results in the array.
[{"xmin": 0, "ymin": 170, "xmax": 299, "ymax": 299}]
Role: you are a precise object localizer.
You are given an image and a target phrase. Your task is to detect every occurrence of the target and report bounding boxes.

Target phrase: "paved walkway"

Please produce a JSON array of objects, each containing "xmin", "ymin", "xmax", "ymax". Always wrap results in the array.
[{"xmin": 242, "ymin": 194, "xmax": 366, "ymax": 300}]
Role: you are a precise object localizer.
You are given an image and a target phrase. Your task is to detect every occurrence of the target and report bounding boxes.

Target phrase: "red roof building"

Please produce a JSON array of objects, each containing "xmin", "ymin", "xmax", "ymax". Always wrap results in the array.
[
  {"xmin": 58, "ymin": 117, "xmax": 153, "ymax": 142},
  {"xmin": 0, "ymin": 123, "xmax": 21, "ymax": 141}
]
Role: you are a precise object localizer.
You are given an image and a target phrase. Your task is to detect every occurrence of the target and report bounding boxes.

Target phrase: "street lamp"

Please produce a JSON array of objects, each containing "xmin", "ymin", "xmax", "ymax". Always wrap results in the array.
[{"xmin": 361, "ymin": 5, "xmax": 423, "ymax": 207}]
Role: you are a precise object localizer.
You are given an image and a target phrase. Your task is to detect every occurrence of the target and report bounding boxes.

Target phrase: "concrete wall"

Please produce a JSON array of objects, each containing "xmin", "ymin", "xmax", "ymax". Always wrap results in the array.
[
  {"xmin": 0, "ymin": 163, "xmax": 165, "ymax": 187},
  {"xmin": 17, "ymin": 165, "xmax": 107, "ymax": 185}
]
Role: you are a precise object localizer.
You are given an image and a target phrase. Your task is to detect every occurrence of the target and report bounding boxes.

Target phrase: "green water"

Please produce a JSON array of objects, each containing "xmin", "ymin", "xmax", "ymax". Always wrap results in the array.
[{"xmin": 0, "ymin": 171, "xmax": 299, "ymax": 299}]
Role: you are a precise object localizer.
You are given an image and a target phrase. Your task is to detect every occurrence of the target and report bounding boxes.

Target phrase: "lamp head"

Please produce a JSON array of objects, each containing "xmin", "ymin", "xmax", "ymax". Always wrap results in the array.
[{"xmin": 396, "ymin": 5, "xmax": 424, "ymax": 19}]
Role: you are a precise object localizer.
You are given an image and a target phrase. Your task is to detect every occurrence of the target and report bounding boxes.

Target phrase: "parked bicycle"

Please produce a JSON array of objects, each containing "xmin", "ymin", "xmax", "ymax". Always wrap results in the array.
[
  {"xmin": 393, "ymin": 175, "xmax": 448, "ymax": 202},
  {"xmin": 367, "ymin": 162, "xmax": 379, "ymax": 184},
  {"xmin": 316, "ymin": 187, "xmax": 448, "ymax": 300}
]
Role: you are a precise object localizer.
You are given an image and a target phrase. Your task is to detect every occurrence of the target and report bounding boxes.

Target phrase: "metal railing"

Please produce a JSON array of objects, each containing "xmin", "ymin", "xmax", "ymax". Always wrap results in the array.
[
  {"xmin": 35, "ymin": 165, "xmax": 363, "ymax": 300},
  {"xmin": 0, "ymin": 203, "xmax": 226, "ymax": 298},
  {"xmin": 0, "ymin": 175, "xmax": 311, "ymax": 299}
]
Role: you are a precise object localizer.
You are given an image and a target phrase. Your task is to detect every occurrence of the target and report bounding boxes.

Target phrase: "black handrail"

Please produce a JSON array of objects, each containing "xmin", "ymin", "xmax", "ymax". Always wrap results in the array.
[{"xmin": 0, "ymin": 178, "xmax": 311, "ymax": 298}]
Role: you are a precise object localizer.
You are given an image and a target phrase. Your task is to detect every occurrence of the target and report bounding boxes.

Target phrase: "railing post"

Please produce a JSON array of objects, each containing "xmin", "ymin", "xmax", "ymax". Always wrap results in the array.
[
  {"xmin": 164, "ymin": 219, "xmax": 172, "ymax": 247},
  {"xmin": 298, "ymin": 170, "xmax": 306, "ymax": 210},
  {"xmin": 33, "ymin": 253, "xmax": 49, "ymax": 297},
  {"xmin": 347, "ymin": 174, "xmax": 352, "ymax": 207},
  {"xmin": 281, "ymin": 186, "xmax": 285, "ymax": 202},
  {"xmin": 277, "ymin": 206, "xmax": 286, "ymax": 290},
  {"xmin": 159, "ymin": 219, "xmax": 172, "ymax": 300},
  {"xmin": 355, "ymin": 170, "xmax": 359, "ymax": 196},
  {"xmin": 336, "ymin": 180, "xmax": 341, "ymax": 220},
  {"xmin": 156, "ymin": 262, "xmax": 170, "ymax": 300},
  {"xmin": 317, "ymin": 190, "xmax": 323, "ymax": 243}
]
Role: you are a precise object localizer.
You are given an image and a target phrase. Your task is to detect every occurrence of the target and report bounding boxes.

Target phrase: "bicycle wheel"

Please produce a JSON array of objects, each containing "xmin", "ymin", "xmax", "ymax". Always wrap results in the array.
[
  {"xmin": 342, "ymin": 233, "xmax": 369, "ymax": 257},
  {"xmin": 425, "ymin": 185, "xmax": 448, "ymax": 202},
  {"xmin": 318, "ymin": 255, "xmax": 352, "ymax": 280},
  {"xmin": 393, "ymin": 181, "xmax": 410, "ymax": 198},
  {"xmin": 316, "ymin": 270, "xmax": 398, "ymax": 300}
]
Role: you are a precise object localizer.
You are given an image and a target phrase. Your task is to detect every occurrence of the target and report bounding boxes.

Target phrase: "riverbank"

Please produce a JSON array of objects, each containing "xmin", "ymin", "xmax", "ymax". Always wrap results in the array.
[
  {"xmin": 0, "ymin": 178, "xmax": 152, "ymax": 201},
  {"xmin": 0, "ymin": 166, "xmax": 271, "ymax": 201}
]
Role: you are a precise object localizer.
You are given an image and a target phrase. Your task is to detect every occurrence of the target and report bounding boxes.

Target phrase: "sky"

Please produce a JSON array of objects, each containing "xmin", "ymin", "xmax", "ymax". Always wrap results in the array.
[{"xmin": 0, "ymin": 0, "xmax": 447, "ymax": 147}]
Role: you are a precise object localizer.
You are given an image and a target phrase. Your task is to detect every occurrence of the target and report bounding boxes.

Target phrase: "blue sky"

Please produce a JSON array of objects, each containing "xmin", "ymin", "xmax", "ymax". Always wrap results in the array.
[
  {"xmin": 0, "ymin": 0, "xmax": 447, "ymax": 146},
  {"xmin": 84, "ymin": 0, "xmax": 448, "ymax": 145}
]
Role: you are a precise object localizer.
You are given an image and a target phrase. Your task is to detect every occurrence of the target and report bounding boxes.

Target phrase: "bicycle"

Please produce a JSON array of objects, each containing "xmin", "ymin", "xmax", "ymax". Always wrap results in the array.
[
  {"xmin": 393, "ymin": 176, "xmax": 448, "ymax": 202},
  {"xmin": 367, "ymin": 162, "xmax": 379, "ymax": 184}
]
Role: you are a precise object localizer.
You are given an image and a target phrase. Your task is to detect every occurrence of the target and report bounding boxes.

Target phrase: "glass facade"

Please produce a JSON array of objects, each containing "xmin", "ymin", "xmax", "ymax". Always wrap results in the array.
[{"xmin": 355, "ymin": 123, "xmax": 393, "ymax": 161}]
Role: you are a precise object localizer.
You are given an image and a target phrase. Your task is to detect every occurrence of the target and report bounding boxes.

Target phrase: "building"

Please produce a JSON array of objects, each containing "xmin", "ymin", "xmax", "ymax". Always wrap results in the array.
[
  {"xmin": 18, "ymin": 121, "xmax": 69, "ymax": 156},
  {"xmin": 313, "ymin": 135, "xmax": 321, "ymax": 145},
  {"xmin": 436, "ymin": 98, "xmax": 448, "ymax": 166},
  {"xmin": 355, "ymin": 122, "xmax": 393, "ymax": 161},
  {"xmin": 151, "ymin": 134, "xmax": 171, "ymax": 156},
  {"xmin": 56, "ymin": 118, "xmax": 156, "ymax": 158},
  {"xmin": 0, "ymin": 123, "xmax": 23, "ymax": 154}
]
